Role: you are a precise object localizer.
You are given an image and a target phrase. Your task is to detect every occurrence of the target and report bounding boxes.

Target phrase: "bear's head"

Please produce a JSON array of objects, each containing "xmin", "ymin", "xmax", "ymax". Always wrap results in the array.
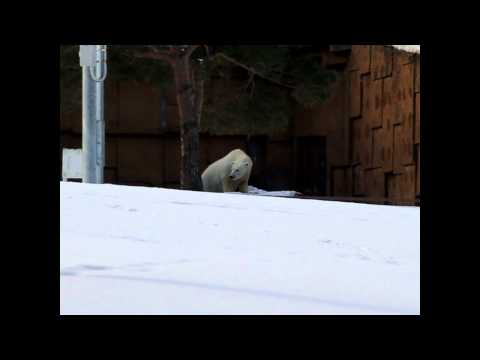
[{"xmin": 229, "ymin": 154, "xmax": 252, "ymax": 181}]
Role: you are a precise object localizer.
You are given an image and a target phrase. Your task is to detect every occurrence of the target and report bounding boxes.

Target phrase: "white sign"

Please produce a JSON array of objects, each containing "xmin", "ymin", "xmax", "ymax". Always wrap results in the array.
[
  {"xmin": 79, "ymin": 45, "xmax": 96, "ymax": 67},
  {"xmin": 62, "ymin": 148, "xmax": 83, "ymax": 181}
]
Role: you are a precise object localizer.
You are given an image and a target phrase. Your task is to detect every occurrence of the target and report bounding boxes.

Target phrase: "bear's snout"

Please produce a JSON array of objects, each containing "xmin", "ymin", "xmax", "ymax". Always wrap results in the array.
[{"xmin": 230, "ymin": 169, "xmax": 240, "ymax": 179}]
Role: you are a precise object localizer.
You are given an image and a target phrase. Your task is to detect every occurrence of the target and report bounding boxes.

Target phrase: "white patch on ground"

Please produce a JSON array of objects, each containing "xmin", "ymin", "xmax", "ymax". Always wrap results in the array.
[{"xmin": 246, "ymin": 185, "xmax": 299, "ymax": 197}]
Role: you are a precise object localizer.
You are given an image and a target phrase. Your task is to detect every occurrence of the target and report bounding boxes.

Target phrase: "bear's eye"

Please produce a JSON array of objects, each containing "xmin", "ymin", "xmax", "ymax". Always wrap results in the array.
[{"xmin": 245, "ymin": 164, "xmax": 248, "ymax": 166}]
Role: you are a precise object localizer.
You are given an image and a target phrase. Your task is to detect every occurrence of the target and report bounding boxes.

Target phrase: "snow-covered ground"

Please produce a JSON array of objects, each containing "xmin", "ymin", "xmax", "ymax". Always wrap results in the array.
[{"xmin": 60, "ymin": 182, "xmax": 420, "ymax": 315}]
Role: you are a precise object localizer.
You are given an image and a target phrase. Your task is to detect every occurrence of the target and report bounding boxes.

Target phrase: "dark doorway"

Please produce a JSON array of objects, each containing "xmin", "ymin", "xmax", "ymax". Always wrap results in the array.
[
  {"xmin": 247, "ymin": 135, "xmax": 268, "ymax": 189},
  {"xmin": 295, "ymin": 136, "xmax": 327, "ymax": 195}
]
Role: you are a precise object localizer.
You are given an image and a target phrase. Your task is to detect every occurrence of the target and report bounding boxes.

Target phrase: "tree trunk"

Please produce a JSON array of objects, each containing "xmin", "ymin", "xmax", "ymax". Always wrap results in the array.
[{"xmin": 173, "ymin": 56, "xmax": 203, "ymax": 191}]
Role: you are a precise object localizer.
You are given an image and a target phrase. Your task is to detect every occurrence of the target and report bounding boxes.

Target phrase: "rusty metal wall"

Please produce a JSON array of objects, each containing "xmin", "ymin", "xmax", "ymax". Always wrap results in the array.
[
  {"xmin": 344, "ymin": 45, "xmax": 420, "ymax": 204},
  {"xmin": 292, "ymin": 45, "xmax": 420, "ymax": 204}
]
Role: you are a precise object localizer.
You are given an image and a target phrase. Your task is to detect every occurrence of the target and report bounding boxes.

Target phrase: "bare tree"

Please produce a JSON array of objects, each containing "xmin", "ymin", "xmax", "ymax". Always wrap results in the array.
[{"xmin": 134, "ymin": 45, "xmax": 203, "ymax": 191}]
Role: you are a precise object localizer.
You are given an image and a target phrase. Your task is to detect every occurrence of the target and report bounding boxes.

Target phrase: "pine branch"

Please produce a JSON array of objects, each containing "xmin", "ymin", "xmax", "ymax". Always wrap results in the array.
[
  {"xmin": 184, "ymin": 45, "xmax": 200, "ymax": 58},
  {"xmin": 212, "ymin": 52, "xmax": 296, "ymax": 89},
  {"xmin": 194, "ymin": 64, "xmax": 204, "ymax": 124}
]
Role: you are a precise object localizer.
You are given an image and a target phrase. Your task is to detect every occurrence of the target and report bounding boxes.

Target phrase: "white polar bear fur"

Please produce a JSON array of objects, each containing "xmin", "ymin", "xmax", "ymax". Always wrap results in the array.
[{"xmin": 202, "ymin": 149, "xmax": 253, "ymax": 193}]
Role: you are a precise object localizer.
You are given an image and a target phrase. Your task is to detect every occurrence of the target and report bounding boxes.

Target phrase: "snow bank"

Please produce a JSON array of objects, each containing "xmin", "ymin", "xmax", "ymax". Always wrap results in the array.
[
  {"xmin": 60, "ymin": 182, "xmax": 420, "ymax": 315},
  {"xmin": 391, "ymin": 45, "xmax": 420, "ymax": 54},
  {"xmin": 245, "ymin": 185, "xmax": 299, "ymax": 197}
]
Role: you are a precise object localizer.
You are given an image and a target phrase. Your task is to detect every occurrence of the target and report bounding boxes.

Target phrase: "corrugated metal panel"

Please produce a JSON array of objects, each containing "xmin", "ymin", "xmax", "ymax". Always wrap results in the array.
[
  {"xmin": 372, "ymin": 46, "xmax": 393, "ymax": 80},
  {"xmin": 416, "ymin": 145, "xmax": 420, "ymax": 196},
  {"xmin": 415, "ymin": 57, "xmax": 421, "ymax": 93},
  {"xmin": 353, "ymin": 164, "xmax": 365, "ymax": 196},
  {"xmin": 117, "ymin": 138, "xmax": 164, "ymax": 185},
  {"xmin": 372, "ymin": 127, "xmax": 385, "ymax": 169},
  {"xmin": 365, "ymin": 168, "xmax": 385, "ymax": 197},
  {"xmin": 348, "ymin": 45, "xmax": 371, "ymax": 74},
  {"xmin": 117, "ymin": 81, "xmax": 163, "ymax": 135},
  {"xmin": 415, "ymin": 93, "xmax": 420, "ymax": 144},
  {"xmin": 393, "ymin": 125, "xmax": 404, "ymax": 174},
  {"xmin": 364, "ymin": 78, "xmax": 383, "ymax": 128},
  {"xmin": 349, "ymin": 71, "xmax": 361, "ymax": 118}
]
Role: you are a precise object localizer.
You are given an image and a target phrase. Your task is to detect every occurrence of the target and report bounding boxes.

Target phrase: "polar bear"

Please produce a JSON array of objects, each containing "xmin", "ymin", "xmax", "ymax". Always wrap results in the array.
[{"xmin": 202, "ymin": 149, "xmax": 253, "ymax": 193}]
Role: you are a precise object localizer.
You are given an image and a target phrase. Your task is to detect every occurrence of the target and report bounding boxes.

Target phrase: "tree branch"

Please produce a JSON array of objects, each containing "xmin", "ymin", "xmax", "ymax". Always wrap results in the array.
[
  {"xmin": 249, "ymin": 76, "xmax": 255, "ymax": 99},
  {"xmin": 147, "ymin": 45, "xmax": 161, "ymax": 53},
  {"xmin": 204, "ymin": 45, "xmax": 210, "ymax": 59},
  {"xmin": 246, "ymin": 71, "xmax": 255, "ymax": 89},
  {"xmin": 212, "ymin": 52, "xmax": 296, "ymax": 89},
  {"xmin": 185, "ymin": 45, "xmax": 200, "ymax": 59},
  {"xmin": 193, "ymin": 64, "xmax": 204, "ymax": 125}
]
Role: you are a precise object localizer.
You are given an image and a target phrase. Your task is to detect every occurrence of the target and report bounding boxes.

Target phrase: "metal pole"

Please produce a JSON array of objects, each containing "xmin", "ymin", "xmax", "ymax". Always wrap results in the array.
[
  {"xmin": 82, "ymin": 65, "xmax": 97, "ymax": 183},
  {"xmin": 95, "ymin": 46, "xmax": 105, "ymax": 183},
  {"xmin": 79, "ymin": 45, "xmax": 107, "ymax": 184},
  {"xmin": 96, "ymin": 78, "xmax": 105, "ymax": 183}
]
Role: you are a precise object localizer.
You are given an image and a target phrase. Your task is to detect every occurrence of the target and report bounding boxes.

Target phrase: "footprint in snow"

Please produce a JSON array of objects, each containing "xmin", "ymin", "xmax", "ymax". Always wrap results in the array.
[
  {"xmin": 317, "ymin": 239, "xmax": 333, "ymax": 244},
  {"xmin": 60, "ymin": 270, "xmax": 77, "ymax": 276},
  {"xmin": 79, "ymin": 264, "xmax": 111, "ymax": 271},
  {"xmin": 60, "ymin": 264, "xmax": 111, "ymax": 275},
  {"xmin": 385, "ymin": 257, "xmax": 400, "ymax": 265},
  {"xmin": 107, "ymin": 204, "xmax": 121, "ymax": 209}
]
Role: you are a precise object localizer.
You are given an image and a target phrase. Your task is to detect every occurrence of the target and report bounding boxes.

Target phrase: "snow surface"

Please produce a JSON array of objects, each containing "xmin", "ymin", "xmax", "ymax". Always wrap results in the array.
[
  {"xmin": 245, "ymin": 185, "xmax": 299, "ymax": 197},
  {"xmin": 391, "ymin": 45, "xmax": 420, "ymax": 54},
  {"xmin": 60, "ymin": 182, "xmax": 420, "ymax": 315}
]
